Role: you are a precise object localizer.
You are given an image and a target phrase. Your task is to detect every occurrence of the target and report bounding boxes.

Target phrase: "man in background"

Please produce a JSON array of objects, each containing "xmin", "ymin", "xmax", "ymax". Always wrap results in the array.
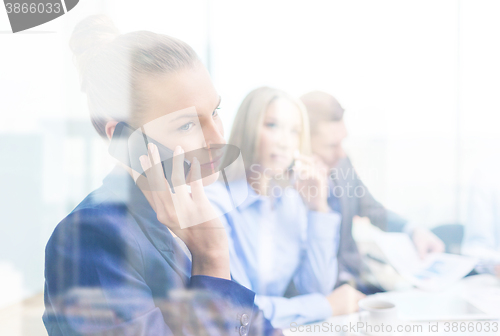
[
  {"xmin": 463, "ymin": 157, "xmax": 500, "ymax": 278},
  {"xmin": 300, "ymin": 91, "xmax": 445, "ymax": 294}
]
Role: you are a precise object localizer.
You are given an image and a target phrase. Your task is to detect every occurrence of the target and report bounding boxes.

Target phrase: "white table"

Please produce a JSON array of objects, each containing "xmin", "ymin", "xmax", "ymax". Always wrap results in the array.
[{"xmin": 284, "ymin": 275, "xmax": 500, "ymax": 336}]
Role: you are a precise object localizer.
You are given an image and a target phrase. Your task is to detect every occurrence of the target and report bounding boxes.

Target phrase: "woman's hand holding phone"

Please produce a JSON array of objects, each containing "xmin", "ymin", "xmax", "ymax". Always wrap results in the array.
[
  {"xmin": 292, "ymin": 154, "xmax": 330, "ymax": 213},
  {"xmin": 139, "ymin": 143, "xmax": 230, "ymax": 280}
]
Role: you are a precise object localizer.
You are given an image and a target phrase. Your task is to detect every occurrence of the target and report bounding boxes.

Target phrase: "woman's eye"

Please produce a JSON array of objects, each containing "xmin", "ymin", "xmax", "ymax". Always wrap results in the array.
[
  {"xmin": 265, "ymin": 122, "xmax": 277, "ymax": 128},
  {"xmin": 212, "ymin": 108, "xmax": 219, "ymax": 118},
  {"xmin": 179, "ymin": 122, "xmax": 194, "ymax": 131}
]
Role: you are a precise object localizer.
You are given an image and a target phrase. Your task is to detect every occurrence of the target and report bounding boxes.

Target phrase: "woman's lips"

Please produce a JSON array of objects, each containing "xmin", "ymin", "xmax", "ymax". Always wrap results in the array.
[
  {"xmin": 200, "ymin": 155, "xmax": 223, "ymax": 173},
  {"xmin": 183, "ymin": 146, "xmax": 225, "ymax": 174},
  {"xmin": 200, "ymin": 155, "xmax": 222, "ymax": 166}
]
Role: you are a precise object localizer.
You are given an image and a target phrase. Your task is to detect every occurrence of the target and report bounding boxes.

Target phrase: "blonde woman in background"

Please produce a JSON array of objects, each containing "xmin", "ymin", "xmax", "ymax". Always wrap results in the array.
[{"xmin": 206, "ymin": 87, "xmax": 366, "ymax": 329}]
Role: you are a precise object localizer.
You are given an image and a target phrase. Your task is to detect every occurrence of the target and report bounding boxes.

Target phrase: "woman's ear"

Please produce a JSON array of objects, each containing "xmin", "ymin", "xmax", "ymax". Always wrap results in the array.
[{"xmin": 105, "ymin": 120, "xmax": 119, "ymax": 141}]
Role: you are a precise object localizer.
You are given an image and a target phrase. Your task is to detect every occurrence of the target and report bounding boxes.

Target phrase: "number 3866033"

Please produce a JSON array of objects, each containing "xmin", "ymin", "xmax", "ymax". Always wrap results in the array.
[{"xmin": 5, "ymin": 2, "xmax": 62, "ymax": 14}]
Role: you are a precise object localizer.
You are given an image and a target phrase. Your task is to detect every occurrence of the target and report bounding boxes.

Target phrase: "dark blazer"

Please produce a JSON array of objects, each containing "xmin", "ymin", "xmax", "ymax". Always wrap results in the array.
[
  {"xmin": 330, "ymin": 157, "xmax": 408, "ymax": 283},
  {"xmin": 43, "ymin": 166, "xmax": 280, "ymax": 336}
]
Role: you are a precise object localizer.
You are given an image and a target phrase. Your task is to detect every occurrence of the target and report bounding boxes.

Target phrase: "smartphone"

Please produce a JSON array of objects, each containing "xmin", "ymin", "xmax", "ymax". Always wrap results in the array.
[{"xmin": 108, "ymin": 122, "xmax": 191, "ymax": 187}]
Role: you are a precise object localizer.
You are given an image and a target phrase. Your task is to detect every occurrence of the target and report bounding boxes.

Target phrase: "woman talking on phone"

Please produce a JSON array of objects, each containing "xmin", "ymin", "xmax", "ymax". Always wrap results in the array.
[
  {"xmin": 205, "ymin": 87, "xmax": 366, "ymax": 329},
  {"xmin": 43, "ymin": 16, "xmax": 281, "ymax": 336}
]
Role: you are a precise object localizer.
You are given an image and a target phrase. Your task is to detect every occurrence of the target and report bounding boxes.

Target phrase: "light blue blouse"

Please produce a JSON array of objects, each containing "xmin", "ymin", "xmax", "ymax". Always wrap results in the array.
[{"xmin": 205, "ymin": 180, "xmax": 341, "ymax": 329}]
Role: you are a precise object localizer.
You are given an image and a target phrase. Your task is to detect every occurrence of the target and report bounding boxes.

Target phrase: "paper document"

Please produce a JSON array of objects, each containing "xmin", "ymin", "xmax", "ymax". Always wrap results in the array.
[{"xmin": 374, "ymin": 232, "xmax": 478, "ymax": 291}]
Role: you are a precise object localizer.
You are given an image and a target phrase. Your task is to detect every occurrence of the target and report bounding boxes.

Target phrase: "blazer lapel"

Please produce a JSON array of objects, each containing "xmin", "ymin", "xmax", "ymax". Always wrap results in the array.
[{"xmin": 103, "ymin": 166, "xmax": 191, "ymax": 283}]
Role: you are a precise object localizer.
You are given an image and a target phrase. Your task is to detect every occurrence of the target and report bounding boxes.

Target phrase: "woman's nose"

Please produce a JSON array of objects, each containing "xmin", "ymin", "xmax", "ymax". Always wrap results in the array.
[
  {"xmin": 276, "ymin": 129, "xmax": 292, "ymax": 149},
  {"xmin": 202, "ymin": 120, "xmax": 226, "ymax": 147}
]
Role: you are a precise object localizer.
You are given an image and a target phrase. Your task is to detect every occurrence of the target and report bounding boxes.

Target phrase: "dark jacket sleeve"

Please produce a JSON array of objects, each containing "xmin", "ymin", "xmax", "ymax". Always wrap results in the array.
[{"xmin": 43, "ymin": 208, "xmax": 282, "ymax": 336}]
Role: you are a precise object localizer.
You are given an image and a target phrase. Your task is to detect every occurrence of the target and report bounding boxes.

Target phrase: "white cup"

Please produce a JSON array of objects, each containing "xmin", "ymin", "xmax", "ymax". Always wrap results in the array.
[{"xmin": 358, "ymin": 298, "xmax": 398, "ymax": 335}]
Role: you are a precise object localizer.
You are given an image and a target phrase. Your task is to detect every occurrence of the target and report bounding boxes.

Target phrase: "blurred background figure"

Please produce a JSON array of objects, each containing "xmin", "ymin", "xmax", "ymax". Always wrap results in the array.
[
  {"xmin": 206, "ymin": 87, "xmax": 365, "ymax": 329},
  {"xmin": 463, "ymin": 158, "xmax": 500, "ymax": 278},
  {"xmin": 300, "ymin": 91, "xmax": 445, "ymax": 294}
]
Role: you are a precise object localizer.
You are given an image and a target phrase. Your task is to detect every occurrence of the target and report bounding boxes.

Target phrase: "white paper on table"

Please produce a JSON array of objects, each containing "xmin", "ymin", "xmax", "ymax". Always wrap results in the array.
[
  {"xmin": 374, "ymin": 232, "xmax": 478, "ymax": 291},
  {"xmin": 462, "ymin": 245, "xmax": 500, "ymax": 274},
  {"xmin": 459, "ymin": 274, "xmax": 500, "ymax": 317}
]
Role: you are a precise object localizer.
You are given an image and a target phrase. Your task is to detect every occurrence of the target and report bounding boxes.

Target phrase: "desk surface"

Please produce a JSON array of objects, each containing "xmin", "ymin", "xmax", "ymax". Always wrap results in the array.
[
  {"xmin": 1, "ymin": 276, "xmax": 498, "ymax": 336},
  {"xmin": 284, "ymin": 274, "xmax": 500, "ymax": 336}
]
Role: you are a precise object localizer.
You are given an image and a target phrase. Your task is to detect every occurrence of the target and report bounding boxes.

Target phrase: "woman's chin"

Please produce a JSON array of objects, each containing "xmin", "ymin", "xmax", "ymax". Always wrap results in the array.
[{"xmin": 201, "ymin": 172, "xmax": 220, "ymax": 186}]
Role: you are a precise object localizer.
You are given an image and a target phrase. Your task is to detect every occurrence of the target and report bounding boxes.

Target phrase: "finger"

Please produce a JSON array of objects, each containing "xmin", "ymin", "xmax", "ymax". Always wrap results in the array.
[
  {"xmin": 352, "ymin": 291, "xmax": 365, "ymax": 311},
  {"xmin": 312, "ymin": 157, "xmax": 329, "ymax": 176},
  {"xmin": 354, "ymin": 292, "xmax": 366, "ymax": 312},
  {"xmin": 143, "ymin": 177, "xmax": 178, "ymax": 227},
  {"xmin": 189, "ymin": 157, "xmax": 207, "ymax": 203},
  {"xmin": 310, "ymin": 165, "xmax": 324, "ymax": 182},
  {"xmin": 143, "ymin": 143, "xmax": 167, "ymax": 192},
  {"xmin": 294, "ymin": 154, "xmax": 315, "ymax": 167},
  {"xmin": 298, "ymin": 155, "xmax": 328, "ymax": 179},
  {"xmin": 171, "ymin": 145, "xmax": 189, "ymax": 198},
  {"xmin": 149, "ymin": 143, "xmax": 180, "ymax": 216},
  {"xmin": 433, "ymin": 234, "xmax": 446, "ymax": 253},
  {"xmin": 140, "ymin": 146, "xmax": 168, "ymax": 198},
  {"xmin": 140, "ymin": 152, "xmax": 167, "ymax": 209},
  {"xmin": 139, "ymin": 155, "xmax": 151, "ymax": 171},
  {"xmin": 140, "ymin": 144, "xmax": 176, "ymax": 222},
  {"xmin": 149, "ymin": 183, "xmax": 173, "ymax": 223},
  {"xmin": 138, "ymin": 155, "xmax": 157, "ymax": 211},
  {"xmin": 415, "ymin": 239, "xmax": 428, "ymax": 260},
  {"xmin": 292, "ymin": 162, "xmax": 313, "ymax": 180},
  {"xmin": 430, "ymin": 240, "xmax": 446, "ymax": 254},
  {"xmin": 312, "ymin": 154, "xmax": 324, "ymax": 163},
  {"xmin": 308, "ymin": 155, "xmax": 328, "ymax": 174}
]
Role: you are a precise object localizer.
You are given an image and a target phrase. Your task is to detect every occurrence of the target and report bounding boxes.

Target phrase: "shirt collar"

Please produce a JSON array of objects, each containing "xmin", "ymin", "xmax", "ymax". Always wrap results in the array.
[{"xmin": 231, "ymin": 178, "xmax": 285, "ymax": 211}]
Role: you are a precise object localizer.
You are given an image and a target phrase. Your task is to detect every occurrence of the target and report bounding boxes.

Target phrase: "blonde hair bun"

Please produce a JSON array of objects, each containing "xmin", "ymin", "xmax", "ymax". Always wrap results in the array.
[
  {"xmin": 69, "ymin": 15, "xmax": 120, "ymax": 92},
  {"xmin": 69, "ymin": 15, "xmax": 199, "ymax": 137}
]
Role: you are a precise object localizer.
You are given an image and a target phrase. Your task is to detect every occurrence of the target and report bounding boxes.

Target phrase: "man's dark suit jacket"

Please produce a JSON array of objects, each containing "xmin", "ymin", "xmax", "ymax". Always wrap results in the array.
[
  {"xmin": 330, "ymin": 157, "xmax": 408, "ymax": 286},
  {"xmin": 43, "ymin": 166, "xmax": 280, "ymax": 336}
]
